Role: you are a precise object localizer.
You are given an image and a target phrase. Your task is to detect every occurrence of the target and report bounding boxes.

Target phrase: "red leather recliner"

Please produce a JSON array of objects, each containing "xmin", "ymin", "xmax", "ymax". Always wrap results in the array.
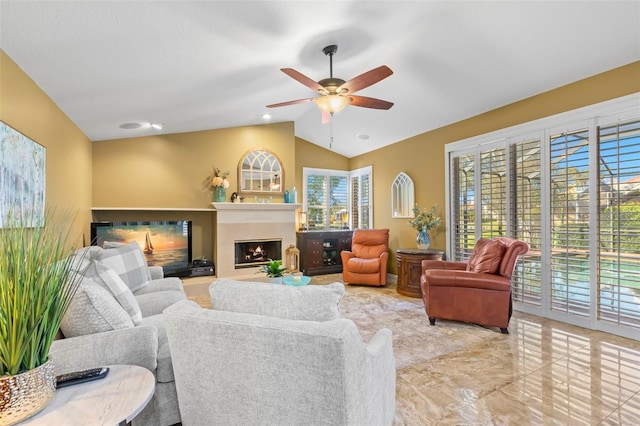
[
  {"xmin": 420, "ymin": 237, "xmax": 529, "ymax": 333},
  {"xmin": 341, "ymin": 229, "xmax": 389, "ymax": 286}
]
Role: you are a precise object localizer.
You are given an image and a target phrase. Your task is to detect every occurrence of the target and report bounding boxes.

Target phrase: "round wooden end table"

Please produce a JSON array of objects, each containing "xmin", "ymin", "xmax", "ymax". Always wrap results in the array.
[{"xmin": 396, "ymin": 248, "xmax": 444, "ymax": 298}]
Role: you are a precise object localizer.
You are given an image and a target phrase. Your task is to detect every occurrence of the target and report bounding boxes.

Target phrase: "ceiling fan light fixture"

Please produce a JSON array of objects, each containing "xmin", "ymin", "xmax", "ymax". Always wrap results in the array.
[{"xmin": 316, "ymin": 95, "xmax": 349, "ymax": 114}]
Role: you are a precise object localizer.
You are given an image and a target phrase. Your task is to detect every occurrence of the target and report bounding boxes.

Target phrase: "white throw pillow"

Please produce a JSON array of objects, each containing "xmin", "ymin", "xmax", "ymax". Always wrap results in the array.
[
  {"xmin": 96, "ymin": 241, "xmax": 151, "ymax": 292},
  {"xmin": 91, "ymin": 261, "xmax": 143, "ymax": 325},
  {"xmin": 60, "ymin": 278, "xmax": 134, "ymax": 338},
  {"xmin": 209, "ymin": 279, "xmax": 344, "ymax": 322}
]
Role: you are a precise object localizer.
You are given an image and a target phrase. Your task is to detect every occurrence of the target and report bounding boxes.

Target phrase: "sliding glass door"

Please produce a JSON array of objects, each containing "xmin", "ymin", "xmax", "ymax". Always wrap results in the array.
[{"xmin": 446, "ymin": 96, "xmax": 640, "ymax": 339}]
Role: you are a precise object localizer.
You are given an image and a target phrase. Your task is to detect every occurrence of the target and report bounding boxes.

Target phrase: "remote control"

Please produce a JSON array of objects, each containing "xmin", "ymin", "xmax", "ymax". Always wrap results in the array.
[{"xmin": 56, "ymin": 367, "xmax": 109, "ymax": 388}]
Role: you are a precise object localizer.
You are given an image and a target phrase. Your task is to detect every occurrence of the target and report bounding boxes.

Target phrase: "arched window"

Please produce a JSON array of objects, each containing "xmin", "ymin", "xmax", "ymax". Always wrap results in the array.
[{"xmin": 391, "ymin": 172, "xmax": 414, "ymax": 218}]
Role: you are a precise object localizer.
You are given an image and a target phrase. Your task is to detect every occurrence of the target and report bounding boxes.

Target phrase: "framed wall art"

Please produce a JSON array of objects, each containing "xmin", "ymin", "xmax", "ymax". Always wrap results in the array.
[{"xmin": 0, "ymin": 121, "xmax": 46, "ymax": 227}]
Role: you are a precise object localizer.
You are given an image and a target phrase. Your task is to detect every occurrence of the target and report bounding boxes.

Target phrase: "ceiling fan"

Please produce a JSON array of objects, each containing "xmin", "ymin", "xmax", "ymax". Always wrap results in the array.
[{"xmin": 267, "ymin": 45, "xmax": 394, "ymax": 123}]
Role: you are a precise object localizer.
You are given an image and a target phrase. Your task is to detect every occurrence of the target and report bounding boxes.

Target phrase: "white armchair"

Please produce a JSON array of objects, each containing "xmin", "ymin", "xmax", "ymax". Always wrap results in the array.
[{"xmin": 164, "ymin": 280, "xmax": 396, "ymax": 426}]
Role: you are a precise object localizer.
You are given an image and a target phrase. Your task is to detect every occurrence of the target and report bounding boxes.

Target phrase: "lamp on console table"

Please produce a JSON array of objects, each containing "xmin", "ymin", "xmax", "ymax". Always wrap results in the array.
[{"xmin": 298, "ymin": 211, "xmax": 307, "ymax": 231}]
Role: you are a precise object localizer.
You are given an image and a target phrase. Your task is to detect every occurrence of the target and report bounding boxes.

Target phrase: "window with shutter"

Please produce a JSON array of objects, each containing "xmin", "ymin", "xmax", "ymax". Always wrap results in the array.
[
  {"xmin": 450, "ymin": 153, "xmax": 475, "ymax": 260},
  {"xmin": 598, "ymin": 119, "xmax": 640, "ymax": 328},
  {"xmin": 549, "ymin": 128, "xmax": 591, "ymax": 317},
  {"xmin": 480, "ymin": 148, "xmax": 507, "ymax": 238},
  {"xmin": 303, "ymin": 166, "xmax": 372, "ymax": 231},
  {"xmin": 510, "ymin": 138, "xmax": 542, "ymax": 307},
  {"xmin": 445, "ymin": 94, "xmax": 640, "ymax": 340}
]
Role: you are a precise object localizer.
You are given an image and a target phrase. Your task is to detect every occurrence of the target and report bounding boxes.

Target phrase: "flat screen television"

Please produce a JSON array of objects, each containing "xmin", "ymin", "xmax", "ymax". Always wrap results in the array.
[{"xmin": 91, "ymin": 220, "xmax": 192, "ymax": 277}]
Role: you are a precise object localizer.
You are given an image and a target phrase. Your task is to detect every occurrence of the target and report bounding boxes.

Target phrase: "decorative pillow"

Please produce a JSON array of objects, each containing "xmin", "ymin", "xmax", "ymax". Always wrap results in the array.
[
  {"xmin": 209, "ymin": 279, "xmax": 344, "ymax": 322},
  {"xmin": 60, "ymin": 278, "xmax": 134, "ymax": 338},
  {"xmin": 91, "ymin": 261, "xmax": 143, "ymax": 325},
  {"xmin": 96, "ymin": 241, "xmax": 151, "ymax": 292},
  {"xmin": 466, "ymin": 239, "xmax": 507, "ymax": 274}
]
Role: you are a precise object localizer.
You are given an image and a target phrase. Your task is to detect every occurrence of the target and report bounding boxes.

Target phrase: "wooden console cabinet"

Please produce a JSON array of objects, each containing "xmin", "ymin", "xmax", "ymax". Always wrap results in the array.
[
  {"xmin": 297, "ymin": 230, "xmax": 353, "ymax": 276},
  {"xmin": 396, "ymin": 248, "xmax": 444, "ymax": 298}
]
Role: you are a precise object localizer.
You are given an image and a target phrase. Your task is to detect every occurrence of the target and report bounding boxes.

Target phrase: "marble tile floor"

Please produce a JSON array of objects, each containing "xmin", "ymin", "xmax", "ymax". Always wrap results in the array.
[{"xmin": 182, "ymin": 275, "xmax": 640, "ymax": 425}]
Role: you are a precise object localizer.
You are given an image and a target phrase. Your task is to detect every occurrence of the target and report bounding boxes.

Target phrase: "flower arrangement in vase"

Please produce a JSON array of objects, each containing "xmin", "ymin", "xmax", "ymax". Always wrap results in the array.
[
  {"xmin": 203, "ymin": 166, "xmax": 230, "ymax": 202},
  {"xmin": 408, "ymin": 204, "xmax": 442, "ymax": 249}
]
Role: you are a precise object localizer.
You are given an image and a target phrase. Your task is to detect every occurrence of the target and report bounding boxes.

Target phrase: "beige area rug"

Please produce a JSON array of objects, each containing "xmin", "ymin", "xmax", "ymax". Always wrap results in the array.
[{"xmin": 185, "ymin": 274, "xmax": 501, "ymax": 370}]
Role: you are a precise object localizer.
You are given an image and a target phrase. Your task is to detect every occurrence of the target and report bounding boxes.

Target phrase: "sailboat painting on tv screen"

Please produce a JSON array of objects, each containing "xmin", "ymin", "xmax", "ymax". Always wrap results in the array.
[{"xmin": 91, "ymin": 221, "xmax": 192, "ymax": 277}]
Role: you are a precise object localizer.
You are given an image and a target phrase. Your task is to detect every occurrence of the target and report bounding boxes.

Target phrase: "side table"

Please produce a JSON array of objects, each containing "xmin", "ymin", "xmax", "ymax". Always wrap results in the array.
[
  {"xmin": 396, "ymin": 248, "xmax": 444, "ymax": 298},
  {"xmin": 20, "ymin": 364, "xmax": 155, "ymax": 426}
]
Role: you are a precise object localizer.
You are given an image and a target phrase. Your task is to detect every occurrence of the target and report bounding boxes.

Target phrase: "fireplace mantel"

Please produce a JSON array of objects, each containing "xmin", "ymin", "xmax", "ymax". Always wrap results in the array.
[{"xmin": 211, "ymin": 202, "xmax": 300, "ymax": 211}]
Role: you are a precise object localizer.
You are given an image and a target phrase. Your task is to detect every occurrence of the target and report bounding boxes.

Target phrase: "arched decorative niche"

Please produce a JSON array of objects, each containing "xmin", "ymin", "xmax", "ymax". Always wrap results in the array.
[
  {"xmin": 238, "ymin": 148, "xmax": 284, "ymax": 194},
  {"xmin": 391, "ymin": 172, "xmax": 415, "ymax": 218}
]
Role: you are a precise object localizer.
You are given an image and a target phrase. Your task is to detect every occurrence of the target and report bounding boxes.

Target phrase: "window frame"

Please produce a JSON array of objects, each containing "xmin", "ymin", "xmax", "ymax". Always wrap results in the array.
[{"xmin": 302, "ymin": 166, "xmax": 373, "ymax": 231}]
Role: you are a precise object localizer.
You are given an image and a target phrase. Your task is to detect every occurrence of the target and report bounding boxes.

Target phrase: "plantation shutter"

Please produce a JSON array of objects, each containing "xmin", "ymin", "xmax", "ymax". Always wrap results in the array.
[
  {"xmin": 549, "ymin": 128, "xmax": 591, "ymax": 317},
  {"xmin": 328, "ymin": 174, "xmax": 348, "ymax": 230},
  {"xmin": 305, "ymin": 172, "xmax": 327, "ymax": 230},
  {"xmin": 480, "ymin": 148, "xmax": 507, "ymax": 238},
  {"xmin": 350, "ymin": 167, "xmax": 372, "ymax": 229},
  {"xmin": 510, "ymin": 138, "xmax": 543, "ymax": 306},
  {"xmin": 451, "ymin": 153, "xmax": 475, "ymax": 260},
  {"xmin": 597, "ymin": 119, "xmax": 640, "ymax": 328}
]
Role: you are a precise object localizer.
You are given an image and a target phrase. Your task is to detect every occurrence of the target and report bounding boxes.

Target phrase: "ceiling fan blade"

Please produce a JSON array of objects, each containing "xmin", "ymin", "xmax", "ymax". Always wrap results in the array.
[
  {"xmin": 281, "ymin": 68, "xmax": 324, "ymax": 93},
  {"xmin": 348, "ymin": 95, "xmax": 394, "ymax": 110},
  {"xmin": 266, "ymin": 98, "xmax": 316, "ymax": 108},
  {"xmin": 338, "ymin": 65, "xmax": 393, "ymax": 94}
]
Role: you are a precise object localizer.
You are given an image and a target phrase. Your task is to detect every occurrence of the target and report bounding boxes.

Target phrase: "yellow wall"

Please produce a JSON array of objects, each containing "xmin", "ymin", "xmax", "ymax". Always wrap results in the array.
[
  {"xmin": 0, "ymin": 50, "xmax": 92, "ymax": 245},
  {"xmin": 351, "ymin": 61, "xmax": 640, "ymax": 272},
  {"xmin": 92, "ymin": 122, "xmax": 295, "ymax": 208}
]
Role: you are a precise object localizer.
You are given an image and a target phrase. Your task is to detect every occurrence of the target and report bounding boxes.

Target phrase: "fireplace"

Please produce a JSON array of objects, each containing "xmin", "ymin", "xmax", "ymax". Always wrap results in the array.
[
  {"xmin": 211, "ymin": 202, "xmax": 299, "ymax": 278},
  {"xmin": 235, "ymin": 239, "xmax": 282, "ymax": 269}
]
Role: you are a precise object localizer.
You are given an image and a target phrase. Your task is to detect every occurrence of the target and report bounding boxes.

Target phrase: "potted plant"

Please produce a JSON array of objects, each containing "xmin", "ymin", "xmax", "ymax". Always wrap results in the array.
[
  {"xmin": 0, "ymin": 208, "xmax": 83, "ymax": 423},
  {"xmin": 258, "ymin": 259, "xmax": 287, "ymax": 284},
  {"xmin": 408, "ymin": 204, "xmax": 442, "ymax": 250}
]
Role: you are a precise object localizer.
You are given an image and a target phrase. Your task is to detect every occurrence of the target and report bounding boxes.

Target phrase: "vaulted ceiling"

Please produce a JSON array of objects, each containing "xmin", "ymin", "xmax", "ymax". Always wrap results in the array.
[{"xmin": 1, "ymin": 1, "xmax": 638, "ymax": 157}]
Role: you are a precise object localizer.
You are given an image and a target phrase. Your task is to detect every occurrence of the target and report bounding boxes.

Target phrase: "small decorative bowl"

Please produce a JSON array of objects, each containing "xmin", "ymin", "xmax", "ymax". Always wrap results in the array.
[{"xmin": 283, "ymin": 275, "xmax": 311, "ymax": 286}]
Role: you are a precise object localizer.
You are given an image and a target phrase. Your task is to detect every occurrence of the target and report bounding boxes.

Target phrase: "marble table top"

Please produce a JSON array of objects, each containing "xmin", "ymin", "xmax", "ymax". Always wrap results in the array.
[{"xmin": 21, "ymin": 364, "xmax": 155, "ymax": 425}]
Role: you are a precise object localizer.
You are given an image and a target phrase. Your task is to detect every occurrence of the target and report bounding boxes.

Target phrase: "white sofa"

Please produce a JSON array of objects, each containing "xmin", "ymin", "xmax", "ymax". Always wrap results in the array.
[
  {"xmin": 164, "ymin": 279, "xmax": 396, "ymax": 426},
  {"xmin": 49, "ymin": 243, "xmax": 185, "ymax": 426}
]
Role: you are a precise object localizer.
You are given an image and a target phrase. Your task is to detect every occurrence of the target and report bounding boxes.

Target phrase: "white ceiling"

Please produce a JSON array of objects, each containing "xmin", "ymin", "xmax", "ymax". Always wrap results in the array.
[{"xmin": 1, "ymin": 1, "xmax": 639, "ymax": 158}]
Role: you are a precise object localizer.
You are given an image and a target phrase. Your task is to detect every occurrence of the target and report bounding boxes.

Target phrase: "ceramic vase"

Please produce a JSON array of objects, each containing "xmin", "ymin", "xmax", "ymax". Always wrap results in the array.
[
  {"xmin": 416, "ymin": 228, "xmax": 430, "ymax": 250},
  {"xmin": 0, "ymin": 359, "xmax": 56, "ymax": 425},
  {"xmin": 213, "ymin": 186, "xmax": 226, "ymax": 202}
]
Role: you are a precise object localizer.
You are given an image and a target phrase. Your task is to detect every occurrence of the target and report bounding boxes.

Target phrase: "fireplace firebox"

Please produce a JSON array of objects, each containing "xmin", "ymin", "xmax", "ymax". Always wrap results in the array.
[{"xmin": 234, "ymin": 239, "xmax": 282, "ymax": 269}]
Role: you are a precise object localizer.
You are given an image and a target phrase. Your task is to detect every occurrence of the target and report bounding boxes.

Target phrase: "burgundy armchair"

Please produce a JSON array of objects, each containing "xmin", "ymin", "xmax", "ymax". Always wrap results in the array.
[
  {"xmin": 420, "ymin": 237, "xmax": 529, "ymax": 333},
  {"xmin": 341, "ymin": 229, "xmax": 389, "ymax": 286}
]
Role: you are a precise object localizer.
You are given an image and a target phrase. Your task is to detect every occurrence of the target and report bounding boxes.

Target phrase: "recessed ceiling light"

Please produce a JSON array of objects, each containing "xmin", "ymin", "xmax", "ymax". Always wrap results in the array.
[
  {"xmin": 356, "ymin": 133, "xmax": 370, "ymax": 140},
  {"xmin": 150, "ymin": 122, "xmax": 164, "ymax": 130},
  {"xmin": 119, "ymin": 122, "xmax": 143, "ymax": 130},
  {"xmin": 262, "ymin": 114, "xmax": 272, "ymax": 120}
]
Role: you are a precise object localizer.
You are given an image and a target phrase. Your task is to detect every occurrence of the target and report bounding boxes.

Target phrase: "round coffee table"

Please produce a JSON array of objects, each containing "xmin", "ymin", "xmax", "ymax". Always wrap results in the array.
[
  {"xmin": 396, "ymin": 248, "xmax": 444, "ymax": 298},
  {"xmin": 21, "ymin": 364, "xmax": 155, "ymax": 425}
]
